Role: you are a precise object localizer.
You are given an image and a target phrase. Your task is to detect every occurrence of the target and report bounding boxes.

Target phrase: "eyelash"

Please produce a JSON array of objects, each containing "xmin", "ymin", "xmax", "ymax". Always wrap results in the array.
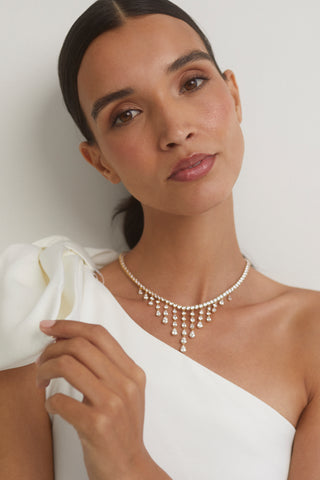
[{"xmin": 111, "ymin": 75, "xmax": 209, "ymax": 128}]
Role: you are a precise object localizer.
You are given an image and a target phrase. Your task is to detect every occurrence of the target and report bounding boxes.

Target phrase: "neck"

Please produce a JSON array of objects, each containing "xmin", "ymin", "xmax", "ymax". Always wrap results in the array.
[{"xmin": 124, "ymin": 195, "xmax": 245, "ymax": 306}]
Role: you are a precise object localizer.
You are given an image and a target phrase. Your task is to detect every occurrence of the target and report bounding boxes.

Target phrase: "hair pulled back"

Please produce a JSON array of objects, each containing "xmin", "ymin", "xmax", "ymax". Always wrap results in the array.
[{"xmin": 58, "ymin": 0, "xmax": 223, "ymax": 249}]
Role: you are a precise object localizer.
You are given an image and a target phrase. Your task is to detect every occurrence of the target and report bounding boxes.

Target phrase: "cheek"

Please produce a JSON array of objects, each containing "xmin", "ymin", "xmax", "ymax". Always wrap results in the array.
[
  {"xmin": 200, "ymin": 93, "xmax": 234, "ymax": 133},
  {"xmin": 99, "ymin": 134, "xmax": 157, "ymax": 196},
  {"xmin": 101, "ymin": 136, "xmax": 148, "ymax": 176},
  {"xmin": 202, "ymin": 95, "xmax": 244, "ymax": 157}
]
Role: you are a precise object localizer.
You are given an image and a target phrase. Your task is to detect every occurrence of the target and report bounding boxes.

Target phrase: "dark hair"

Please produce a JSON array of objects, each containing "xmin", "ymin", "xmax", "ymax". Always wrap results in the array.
[{"xmin": 58, "ymin": 0, "xmax": 224, "ymax": 249}]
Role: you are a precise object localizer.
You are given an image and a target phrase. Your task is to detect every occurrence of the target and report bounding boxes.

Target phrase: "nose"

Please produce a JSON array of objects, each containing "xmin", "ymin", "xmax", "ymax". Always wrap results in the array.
[{"xmin": 156, "ymin": 102, "xmax": 195, "ymax": 151}]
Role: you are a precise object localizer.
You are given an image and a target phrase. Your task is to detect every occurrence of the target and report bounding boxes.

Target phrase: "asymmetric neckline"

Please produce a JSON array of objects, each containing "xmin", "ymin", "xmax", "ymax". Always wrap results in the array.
[{"xmin": 92, "ymin": 272, "xmax": 296, "ymax": 433}]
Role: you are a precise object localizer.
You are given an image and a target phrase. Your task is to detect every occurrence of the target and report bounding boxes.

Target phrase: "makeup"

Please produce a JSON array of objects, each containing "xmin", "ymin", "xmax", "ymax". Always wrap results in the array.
[{"xmin": 168, "ymin": 153, "xmax": 217, "ymax": 182}]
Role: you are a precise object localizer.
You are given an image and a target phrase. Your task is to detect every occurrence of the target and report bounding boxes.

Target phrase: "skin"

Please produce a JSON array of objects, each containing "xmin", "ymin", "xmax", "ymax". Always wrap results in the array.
[{"xmin": 1, "ymin": 13, "xmax": 320, "ymax": 480}]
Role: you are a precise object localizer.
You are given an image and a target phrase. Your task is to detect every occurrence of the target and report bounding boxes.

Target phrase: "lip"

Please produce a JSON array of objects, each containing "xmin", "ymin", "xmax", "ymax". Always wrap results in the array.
[{"xmin": 168, "ymin": 153, "xmax": 217, "ymax": 181}]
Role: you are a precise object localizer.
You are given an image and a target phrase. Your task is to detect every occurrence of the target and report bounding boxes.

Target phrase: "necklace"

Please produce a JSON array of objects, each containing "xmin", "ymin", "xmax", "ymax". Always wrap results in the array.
[{"xmin": 118, "ymin": 254, "xmax": 251, "ymax": 353}]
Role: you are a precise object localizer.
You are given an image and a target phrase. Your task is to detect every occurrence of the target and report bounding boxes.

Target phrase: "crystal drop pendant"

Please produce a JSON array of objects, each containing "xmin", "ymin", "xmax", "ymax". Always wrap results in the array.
[{"xmin": 119, "ymin": 251, "xmax": 251, "ymax": 354}]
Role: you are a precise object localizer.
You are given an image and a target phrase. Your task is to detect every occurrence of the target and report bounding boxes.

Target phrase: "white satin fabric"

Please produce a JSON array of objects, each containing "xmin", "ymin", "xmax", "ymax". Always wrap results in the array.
[{"xmin": 0, "ymin": 236, "xmax": 296, "ymax": 480}]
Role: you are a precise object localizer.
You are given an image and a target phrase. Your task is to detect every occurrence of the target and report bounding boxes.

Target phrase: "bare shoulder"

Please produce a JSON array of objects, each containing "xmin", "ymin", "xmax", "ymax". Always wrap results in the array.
[
  {"xmin": 285, "ymin": 284, "xmax": 320, "ymax": 309},
  {"xmin": 262, "ymin": 280, "xmax": 320, "ymax": 398},
  {"xmin": 247, "ymin": 268, "xmax": 320, "ymax": 368},
  {"xmin": 0, "ymin": 363, "xmax": 53, "ymax": 479},
  {"xmin": 282, "ymin": 285, "xmax": 320, "ymax": 332},
  {"xmin": 249, "ymin": 266, "xmax": 320, "ymax": 318}
]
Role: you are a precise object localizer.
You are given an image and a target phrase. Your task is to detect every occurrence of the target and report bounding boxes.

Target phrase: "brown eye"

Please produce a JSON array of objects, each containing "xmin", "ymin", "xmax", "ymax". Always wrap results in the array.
[
  {"xmin": 185, "ymin": 79, "xmax": 198, "ymax": 91},
  {"xmin": 119, "ymin": 111, "xmax": 133, "ymax": 122},
  {"xmin": 113, "ymin": 109, "xmax": 141, "ymax": 127},
  {"xmin": 182, "ymin": 77, "xmax": 207, "ymax": 93}
]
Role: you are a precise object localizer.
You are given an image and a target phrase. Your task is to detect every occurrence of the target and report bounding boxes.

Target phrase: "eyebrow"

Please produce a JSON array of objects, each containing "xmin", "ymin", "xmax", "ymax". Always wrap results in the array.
[
  {"xmin": 91, "ymin": 88, "xmax": 134, "ymax": 121},
  {"xmin": 91, "ymin": 49, "xmax": 213, "ymax": 121},
  {"xmin": 166, "ymin": 49, "xmax": 213, "ymax": 74}
]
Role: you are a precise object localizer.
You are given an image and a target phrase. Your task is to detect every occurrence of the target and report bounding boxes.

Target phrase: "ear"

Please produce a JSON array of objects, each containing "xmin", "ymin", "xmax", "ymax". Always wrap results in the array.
[
  {"xmin": 223, "ymin": 70, "xmax": 242, "ymax": 123},
  {"xmin": 79, "ymin": 142, "xmax": 121, "ymax": 184}
]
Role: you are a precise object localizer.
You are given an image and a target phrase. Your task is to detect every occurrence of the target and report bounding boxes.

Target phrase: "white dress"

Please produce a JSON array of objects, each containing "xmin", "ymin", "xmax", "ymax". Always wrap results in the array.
[{"xmin": 0, "ymin": 236, "xmax": 296, "ymax": 480}]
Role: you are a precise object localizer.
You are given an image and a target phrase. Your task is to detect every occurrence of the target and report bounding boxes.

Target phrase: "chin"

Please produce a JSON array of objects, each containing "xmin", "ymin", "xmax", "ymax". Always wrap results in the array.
[{"xmin": 162, "ymin": 184, "xmax": 235, "ymax": 217}]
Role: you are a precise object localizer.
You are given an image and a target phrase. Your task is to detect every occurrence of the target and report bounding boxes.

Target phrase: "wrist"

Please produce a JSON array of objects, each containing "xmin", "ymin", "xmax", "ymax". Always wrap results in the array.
[{"xmin": 126, "ymin": 451, "xmax": 172, "ymax": 480}]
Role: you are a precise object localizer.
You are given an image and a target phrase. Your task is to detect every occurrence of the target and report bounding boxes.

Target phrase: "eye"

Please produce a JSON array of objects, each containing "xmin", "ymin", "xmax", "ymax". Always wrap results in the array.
[
  {"xmin": 112, "ymin": 108, "xmax": 141, "ymax": 127},
  {"xmin": 181, "ymin": 76, "xmax": 208, "ymax": 93}
]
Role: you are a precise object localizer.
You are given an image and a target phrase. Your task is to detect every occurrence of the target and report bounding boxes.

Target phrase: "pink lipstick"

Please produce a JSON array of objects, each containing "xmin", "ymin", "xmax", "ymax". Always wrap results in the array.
[{"xmin": 168, "ymin": 153, "xmax": 217, "ymax": 182}]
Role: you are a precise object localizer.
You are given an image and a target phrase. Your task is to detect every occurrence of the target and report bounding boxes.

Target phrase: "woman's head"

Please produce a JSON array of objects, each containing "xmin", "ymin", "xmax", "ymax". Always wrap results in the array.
[
  {"xmin": 58, "ymin": 0, "xmax": 244, "ymax": 248},
  {"xmin": 58, "ymin": 0, "xmax": 224, "ymax": 145}
]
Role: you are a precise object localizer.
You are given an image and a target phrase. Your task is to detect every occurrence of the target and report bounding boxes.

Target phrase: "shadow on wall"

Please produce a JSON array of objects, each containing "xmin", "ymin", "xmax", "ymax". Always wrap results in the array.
[{"xmin": 35, "ymin": 88, "xmax": 128, "ymax": 250}]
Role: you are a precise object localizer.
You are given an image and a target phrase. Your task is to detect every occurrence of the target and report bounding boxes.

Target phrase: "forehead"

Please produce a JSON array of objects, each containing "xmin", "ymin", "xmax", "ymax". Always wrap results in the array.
[{"xmin": 77, "ymin": 14, "xmax": 207, "ymax": 107}]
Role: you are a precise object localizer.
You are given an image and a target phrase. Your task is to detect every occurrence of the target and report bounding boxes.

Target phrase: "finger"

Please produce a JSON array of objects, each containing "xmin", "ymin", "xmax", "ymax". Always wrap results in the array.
[
  {"xmin": 40, "ymin": 320, "xmax": 139, "ymax": 376},
  {"xmin": 37, "ymin": 337, "xmax": 133, "ymax": 393},
  {"xmin": 45, "ymin": 393, "xmax": 92, "ymax": 438},
  {"xmin": 37, "ymin": 354, "xmax": 111, "ymax": 406},
  {"xmin": 45, "ymin": 394, "xmax": 127, "ymax": 448}
]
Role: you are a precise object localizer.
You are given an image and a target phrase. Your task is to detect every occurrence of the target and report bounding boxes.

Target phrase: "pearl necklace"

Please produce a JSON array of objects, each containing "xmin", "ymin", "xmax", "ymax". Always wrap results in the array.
[{"xmin": 118, "ymin": 254, "xmax": 251, "ymax": 353}]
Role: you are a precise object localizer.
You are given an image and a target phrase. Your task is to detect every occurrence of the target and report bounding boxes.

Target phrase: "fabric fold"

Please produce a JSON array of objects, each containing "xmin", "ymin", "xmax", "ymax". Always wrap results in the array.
[{"xmin": 0, "ymin": 236, "xmax": 116, "ymax": 370}]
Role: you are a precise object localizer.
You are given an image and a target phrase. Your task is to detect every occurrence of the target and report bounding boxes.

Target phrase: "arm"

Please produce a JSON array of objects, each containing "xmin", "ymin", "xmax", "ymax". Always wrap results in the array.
[
  {"xmin": 0, "ymin": 364, "xmax": 54, "ymax": 480},
  {"xmin": 288, "ymin": 297, "xmax": 320, "ymax": 479},
  {"xmin": 288, "ymin": 392, "xmax": 320, "ymax": 479}
]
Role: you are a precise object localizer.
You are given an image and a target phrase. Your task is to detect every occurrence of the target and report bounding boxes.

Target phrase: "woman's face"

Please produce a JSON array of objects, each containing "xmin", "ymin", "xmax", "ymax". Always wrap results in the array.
[{"xmin": 78, "ymin": 14, "xmax": 244, "ymax": 216}]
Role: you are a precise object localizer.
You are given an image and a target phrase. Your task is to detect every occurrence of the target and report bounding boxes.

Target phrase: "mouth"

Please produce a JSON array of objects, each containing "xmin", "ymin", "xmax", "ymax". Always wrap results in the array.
[{"xmin": 168, "ymin": 153, "xmax": 217, "ymax": 181}]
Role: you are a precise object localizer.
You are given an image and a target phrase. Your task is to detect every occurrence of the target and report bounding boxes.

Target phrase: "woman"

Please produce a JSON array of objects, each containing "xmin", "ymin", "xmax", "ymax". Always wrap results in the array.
[{"xmin": 0, "ymin": 0, "xmax": 319, "ymax": 479}]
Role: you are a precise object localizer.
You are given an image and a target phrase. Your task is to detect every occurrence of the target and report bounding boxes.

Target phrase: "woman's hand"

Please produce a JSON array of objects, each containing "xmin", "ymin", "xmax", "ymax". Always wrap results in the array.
[{"xmin": 36, "ymin": 320, "xmax": 170, "ymax": 480}]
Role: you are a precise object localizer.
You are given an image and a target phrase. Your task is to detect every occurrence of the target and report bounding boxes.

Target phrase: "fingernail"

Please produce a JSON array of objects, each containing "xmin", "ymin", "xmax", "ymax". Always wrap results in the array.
[{"xmin": 40, "ymin": 320, "xmax": 56, "ymax": 329}]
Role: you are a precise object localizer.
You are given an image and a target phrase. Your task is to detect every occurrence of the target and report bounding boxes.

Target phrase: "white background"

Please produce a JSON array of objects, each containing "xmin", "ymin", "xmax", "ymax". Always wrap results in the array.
[{"xmin": 0, "ymin": 0, "xmax": 319, "ymax": 289}]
